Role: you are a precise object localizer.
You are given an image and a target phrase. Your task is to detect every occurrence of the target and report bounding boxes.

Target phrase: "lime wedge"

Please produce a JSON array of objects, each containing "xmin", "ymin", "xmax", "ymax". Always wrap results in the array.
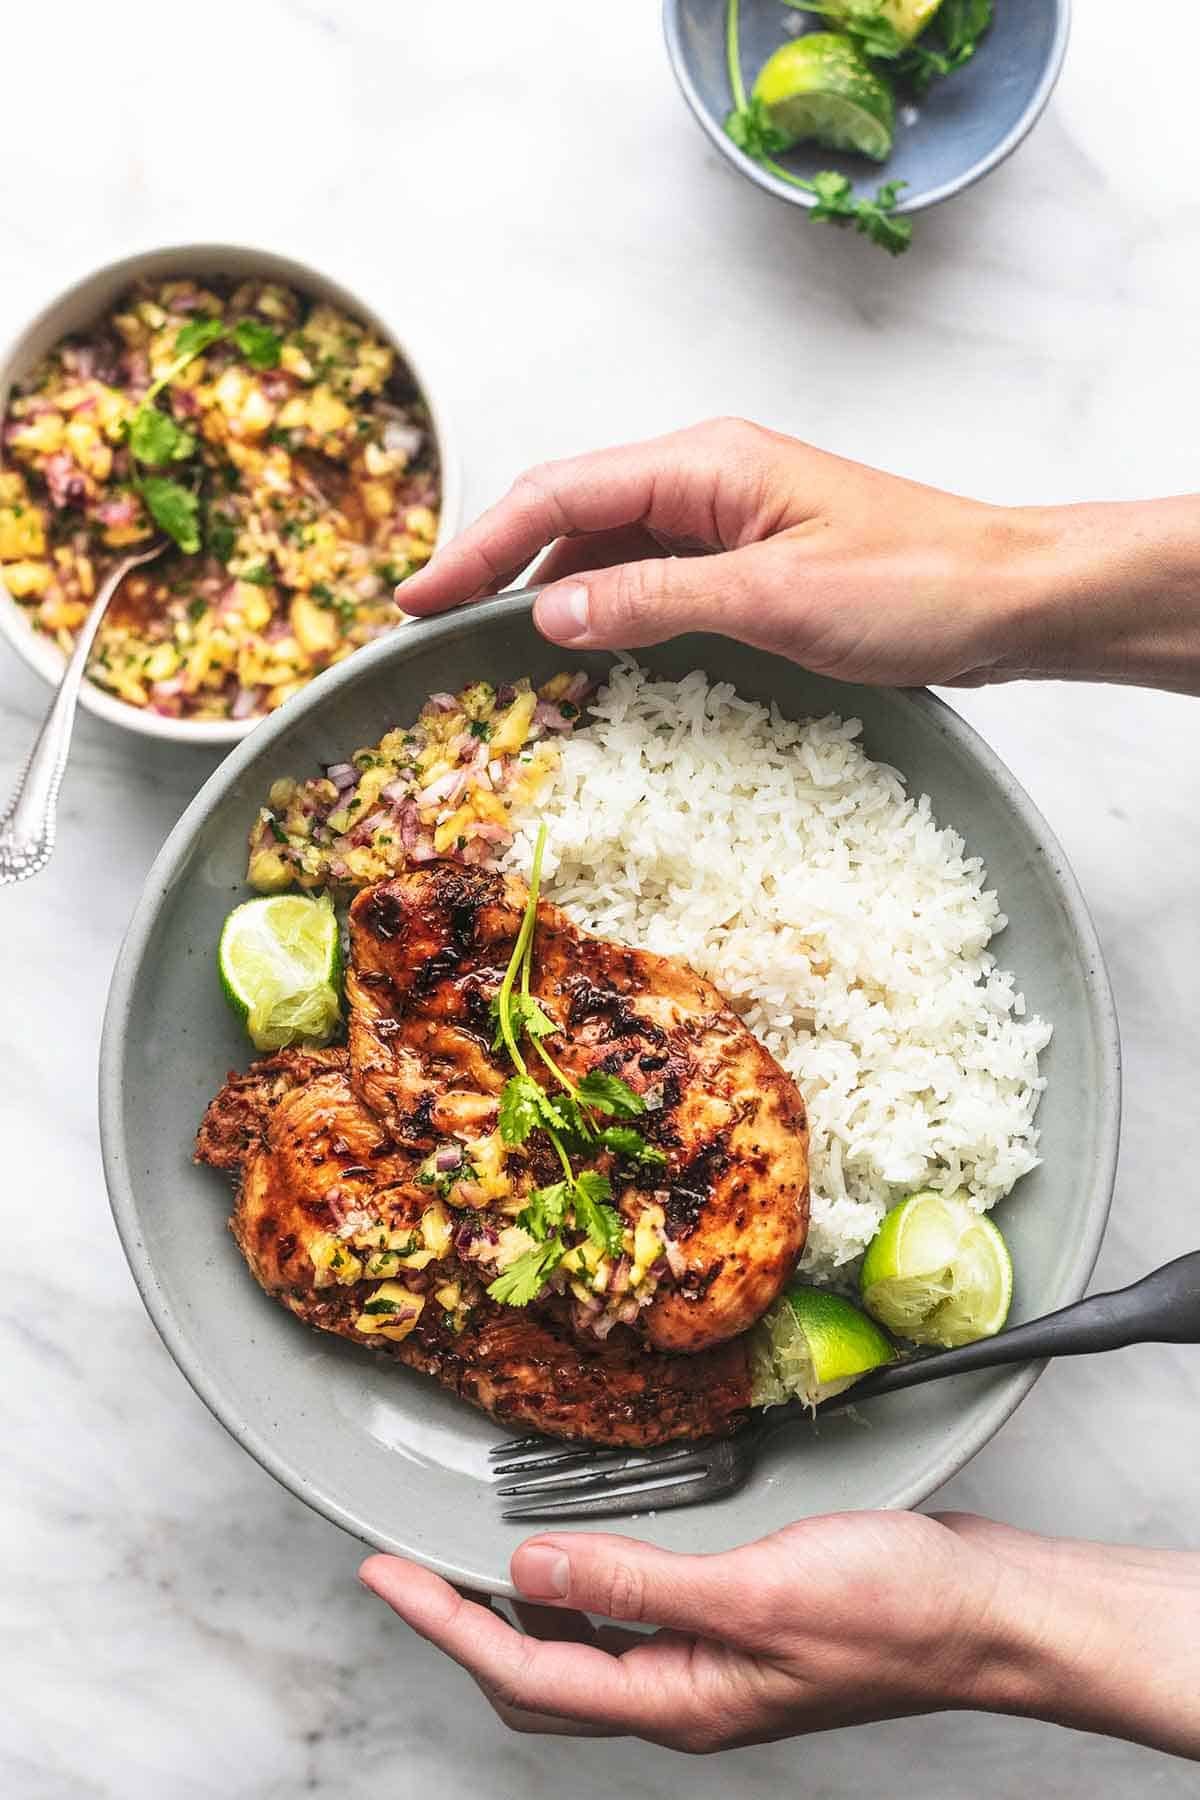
[
  {"xmin": 860, "ymin": 1191, "xmax": 1014, "ymax": 1347},
  {"xmin": 821, "ymin": 0, "xmax": 942, "ymax": 44},
  {"xmin": 218, "ymin": 893, "xmax": 342, "ymax": 1052},
  {"xmin": 752, "ymin": 33, "xmax": 895, "ymax": 163},
  {"xmin": 750, "ymin": 1285, "xmax": 895, "ymax": 1410}
]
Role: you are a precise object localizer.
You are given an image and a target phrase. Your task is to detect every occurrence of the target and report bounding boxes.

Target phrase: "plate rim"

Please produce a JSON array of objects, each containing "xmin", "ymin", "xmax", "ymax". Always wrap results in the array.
[{"xmin": 98, "ymin": 592, "xmax": 1121, "ymax": 1594}]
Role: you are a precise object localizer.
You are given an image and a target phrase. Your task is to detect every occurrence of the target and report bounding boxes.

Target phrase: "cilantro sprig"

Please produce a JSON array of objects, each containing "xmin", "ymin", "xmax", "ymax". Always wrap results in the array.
[
  {"xmin": 721, "ymin": 0, "xmax": 914, "ymax": 256},
  {"xmin": 485, "ymin": 825, "xmax": 665, "ymax": 1308},
  {"xmin": 124, "ymin": 314, "xmax": 284, "ymax": 553}
]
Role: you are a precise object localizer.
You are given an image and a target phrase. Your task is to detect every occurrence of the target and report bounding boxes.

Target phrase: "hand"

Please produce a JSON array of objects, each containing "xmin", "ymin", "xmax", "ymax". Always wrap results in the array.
[
  {"xmin": 358, "ymin": 1510, "xmax": 1027, "ymax": 1751},
  {"xmin": 360, "ymin": 1511, "xmax": 1200, "ymax": 1757},
  {"xmin": 399, "ymin": 418, "xmax": 1200, "ymax": 694}
]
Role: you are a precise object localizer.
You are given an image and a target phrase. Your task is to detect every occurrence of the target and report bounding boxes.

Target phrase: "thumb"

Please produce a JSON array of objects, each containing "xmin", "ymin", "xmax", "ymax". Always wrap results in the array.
[
  {"xmin": 531, "ymin": 541, "xmax": 786, "ymax": 651},
  {"xmin": 511, "ymin": 1531, "xmax": 762, "ymax": 1642}
]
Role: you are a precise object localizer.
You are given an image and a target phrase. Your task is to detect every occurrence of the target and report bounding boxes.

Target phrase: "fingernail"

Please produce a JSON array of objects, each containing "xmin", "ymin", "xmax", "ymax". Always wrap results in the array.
[
  {"xmin": 514, "ymin": 1543, "xmax": 570, "ymax": 1600},
  {"xmin": 534, "ymin": 582, "xmax": 590, "ymax": 644}
]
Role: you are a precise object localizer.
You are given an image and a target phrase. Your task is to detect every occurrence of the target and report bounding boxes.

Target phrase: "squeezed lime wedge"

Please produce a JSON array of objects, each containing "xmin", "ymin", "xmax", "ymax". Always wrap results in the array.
[
  {"xmin": 218, "ymin": 892, "xmax": 342, "ymax": 1052},
  {"xmin": 752, "ymin": 33, "xmax": 896, "ymax": 162},
  {"xmin": 751, "ymin": 1284, "xmax": 895, "ymax": 1410},
  {"xmin": 860, "ymin": 1191, "xmax": 1014, "ymax": 1347}
]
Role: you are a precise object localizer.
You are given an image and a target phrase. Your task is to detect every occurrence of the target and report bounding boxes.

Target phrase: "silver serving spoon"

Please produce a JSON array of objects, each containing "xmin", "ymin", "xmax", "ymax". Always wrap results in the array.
[{"xmin": 0, "ymin": 541, "xmax": 165, "ymax": 886}]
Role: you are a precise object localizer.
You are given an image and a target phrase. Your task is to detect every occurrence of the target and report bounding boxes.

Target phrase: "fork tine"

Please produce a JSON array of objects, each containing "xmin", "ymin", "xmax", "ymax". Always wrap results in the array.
[
  {"xmin": 491, "ymin": 1445, "xmax": 624, "ymax": 1478},
  {"xmin": 496, "ymin": 1445, "xmax": 708, "ymax": 1500},
  {"xmin": 502, "ymin": 1474, "xmax": 714, "ymax": 1522},
  {"xmin": 488, "ymin": 1434, "xmax": 551, "ymax": 1461}
]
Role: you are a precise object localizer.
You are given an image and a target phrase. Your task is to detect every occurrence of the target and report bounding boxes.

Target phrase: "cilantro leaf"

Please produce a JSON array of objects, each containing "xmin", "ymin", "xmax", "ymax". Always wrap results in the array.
[
  {"xmin": 233, "ymin": 318, "xmax": 284, "ymax": 370},
  {"xmin": 520, "ymin": 996, "xmax": 557, "ymax": 1040},
  {"xmin": 206, "ymin": 510, "xmax": 237, "ymax": 563},
  {"xmin": 137, "ymin": 477, "xmax": 201, "ymax": 553},
  {"xmin": 596, "ymin": 1125, "xmax": 667, "ymax": 1168},
  {"xmin": 518, "ymin": 1181, "xmax": 570, "ymax": 1242},
  {"xmin": 129, "ymin": 405, "xmax": 194, "ymax": 466},
  {"xmin": 498, "ymin": 1074, "xmax": 563, "ymax": 1146},
  {"xmin": 801, "ymin": 172, "xmax": 912, "ymax": 256},
  {"xmin": 938, "ymin": 0, "xmax": 993, "ymax": 59},
  {"xmin": 575, "ymin": 1072, "xmax": 647, "ymax": 1118},
  {"xmin": 174, "ymin": 316, "xmax": 225, "ymax": 358},
  {"xmin": 487, "ymin": 1238, "xmax": 564, "ymax": 1306},
  {"xmin": 723, "ymin": 94, "xmax": 789, "ymax": 160},
  {"xmin": 571, "ymin": 1171, "xmax": 625, "ymax": 1257},
  {"xmin": 490, "ymin": 991, "xmax": 557, "ymax": 1051}
]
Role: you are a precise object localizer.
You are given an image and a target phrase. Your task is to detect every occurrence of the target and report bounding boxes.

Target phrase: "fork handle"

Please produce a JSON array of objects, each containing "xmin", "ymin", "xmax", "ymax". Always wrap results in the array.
[
  {"xmin": 0, "ymin": 545, "xmax": 160, "ymax": 885},
  {"xmin": 840, "ymin": 1249, "xmax": 1200, "ymax": 1406}
]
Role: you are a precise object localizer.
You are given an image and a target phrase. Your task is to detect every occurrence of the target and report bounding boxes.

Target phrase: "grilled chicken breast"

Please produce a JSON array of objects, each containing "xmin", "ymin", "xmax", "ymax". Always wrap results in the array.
[
  {"xmin": 197, "ymin": 1048, "xmax": 753, "ymax": 1446},
  {"xmin": 346, "ymin": 863, "xmax": 809, "ymax": 1353}
]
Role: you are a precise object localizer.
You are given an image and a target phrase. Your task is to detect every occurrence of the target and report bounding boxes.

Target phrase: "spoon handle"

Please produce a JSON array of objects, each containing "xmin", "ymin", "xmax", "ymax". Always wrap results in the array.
[
  {"xmin": 846, "ymin": 1249, "xmax": 1200, "ymax": 1403},
  {"xmin": 0, "ymin": 544, "xmax": 162, "ymax": 886}
]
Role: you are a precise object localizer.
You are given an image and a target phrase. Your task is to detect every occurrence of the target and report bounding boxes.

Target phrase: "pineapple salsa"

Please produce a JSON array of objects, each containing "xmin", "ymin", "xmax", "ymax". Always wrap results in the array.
[
  {"xmin": 0, "ymin": 277, "xmax": 440, "ymax": 721},
  {"xmin": 245, "ymin": 670, "xmax": 592, "ymax": 892}
]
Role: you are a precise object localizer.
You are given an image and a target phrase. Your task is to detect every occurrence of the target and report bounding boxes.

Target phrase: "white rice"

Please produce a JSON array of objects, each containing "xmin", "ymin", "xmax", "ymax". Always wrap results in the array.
[{"xmin": 505, "ymin": 660, "xmax": 1051, "ymax": 1279}]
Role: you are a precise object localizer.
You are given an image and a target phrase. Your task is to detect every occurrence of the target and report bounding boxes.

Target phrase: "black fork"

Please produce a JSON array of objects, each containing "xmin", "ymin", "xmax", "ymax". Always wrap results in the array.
[{"xmin": 491, "ymin": 1250, "xmax": 1200, "ymax": 1521}]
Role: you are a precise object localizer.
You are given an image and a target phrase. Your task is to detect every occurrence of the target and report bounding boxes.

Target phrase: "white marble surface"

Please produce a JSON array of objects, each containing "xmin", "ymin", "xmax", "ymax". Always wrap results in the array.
[{"xmin": 4, "ymin": 1, "xmax": 1200, "ymax": 1792}]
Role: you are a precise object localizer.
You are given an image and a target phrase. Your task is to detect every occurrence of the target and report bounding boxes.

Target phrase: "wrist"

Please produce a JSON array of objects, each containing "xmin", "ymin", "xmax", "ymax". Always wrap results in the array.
[
  {"xmin": 990, "ymin": 497, "xmax": 1200, "ymax": 692},
  {"xmin": 944, "ymin": 1522, "xmax": 1200, "ymax": 1759}
]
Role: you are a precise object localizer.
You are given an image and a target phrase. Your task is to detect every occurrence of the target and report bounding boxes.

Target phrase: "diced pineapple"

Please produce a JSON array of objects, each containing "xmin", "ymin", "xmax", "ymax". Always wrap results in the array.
[
  {"xmin": 280, "ymin": 342, "xmax": 314, "ymax": 381},
  {"xmin": 143, "ymin": 643, "xmax": 180, "ymax": 682},
  {"xmin": 2, "ymin": 559, "xmax": 52, "ymax": 598},
  {"xmin": 489, "ymin": 688, "xmax": 538, "ymax": 754},
  {"xmin": 10, "ymin": 412, "xmax": 64, "ymax": 456},
  {"xmin": 434, "ymin": 1280, "xmax": 462, "ymax": 1312},
  {"xmin": 354, "ymin": 1283, "xmax": 425, "ymax": 1341},
  {"xmin": 247, "ymin": 841, "xmax": 293, "ymax": 892},
  {"xmin": 629, "ymin": 1204, "xmax": 666, "ymax": 1289},
  {"xmin": 290, "ymin": 593, "xmax": 339, "ymax": 658},
  {"xmin": 307, "ymin": 385, "xmax": 353, "ymax": 439},
  {"xmin": 360, "ymin": 479, "xmax": 394, "ymax": 522},
  {"xmin": 404, "ymin": 505, "xmax": 438, "ymax": 542},
  {"xmin": 237, "ymin": 584, "xmax": 273, "ymax": 632},
  {"xmin": 309, "ymin": 1232, "xmax": 363, "ymax": 1288},
  {"xmin": 0, "ymin": 505, "xmax": 47, "ymax": 560},
  {"xmin": 433, "ymin": 803, "xmax": 475, "ymax": 855},
  {"xmin": 420, "ymin": 1200, "xmax": 453, "ymax": 1258}
]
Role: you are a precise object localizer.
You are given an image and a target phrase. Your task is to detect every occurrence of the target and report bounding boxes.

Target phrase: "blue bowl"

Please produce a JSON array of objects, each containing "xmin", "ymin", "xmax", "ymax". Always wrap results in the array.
[{"xmin": 663, "ymin": 0, "xmax": 1070, "ymax": 213}]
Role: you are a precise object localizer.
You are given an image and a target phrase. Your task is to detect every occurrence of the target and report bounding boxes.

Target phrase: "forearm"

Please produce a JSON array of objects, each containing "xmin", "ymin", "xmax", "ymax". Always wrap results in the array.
[
  {"xmin": 997, "ymin": 497, "xmax": 1200, "ymax": 693},
  {"xmin": 949, "ymin": 1521, "xmax": 1200, "ymax": 1759}
]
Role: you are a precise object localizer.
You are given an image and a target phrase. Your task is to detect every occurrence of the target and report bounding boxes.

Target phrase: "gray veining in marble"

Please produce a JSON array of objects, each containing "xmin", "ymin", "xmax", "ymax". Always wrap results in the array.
[{"xmin": 3, "ymin": 2, "xmax": 1199, "ymax": 1793}]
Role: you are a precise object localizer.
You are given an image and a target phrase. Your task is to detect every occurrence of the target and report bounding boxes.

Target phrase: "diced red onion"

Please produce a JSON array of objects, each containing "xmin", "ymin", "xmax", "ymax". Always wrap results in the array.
[
  {"xmin": 326, "ymin": 761, "xmax": 358, "ymax": 790},
  {"xmin": 399, "ymin": 802, "xmax": 420, "ymax": 852},
  {"xmin": 383, "ymin": 420, "xmax": 423, "ymax": 459},
  {"xmin": 410, "ymin": 833, "xmax": 436, "ymax": 863},
  {"xmin": 381, "ymin": 778, "xmax": 410, "ymax": 803},
  {"xmin": 472, "ymin": 821, "xmax": 511, "ymax": 845},
  {"xmin": 610, "ymin": 1255, "xmax": 631, "ymax": 1296},
  {"xmin": 533, "ymin": 700, "xmax": 572, "ymax": 732},
  {"xmin": 416, "ymin": 767, "xmax": 469, "ymax": 809},
  {"xmin": 488, "ymin": 759, "xmax": 504, "ymax": 784},
  {"xmin": 495, "ymin": 684, "xmax": 516, "ymax": 706},
  {"xmin": 564, "ymin": 672, "xmax": 591, "ymax": 704},
  {"xmin": 150, "ymin": 676, "xmax": 184, "ymax": 701},
  {"xmin": 231, "ymin": 686, "xmax": 261, "ymax": 720},
  {"xmin": 435, "ymin": 1146, "xmax": 462, "ymax": 1172},
  {"xmin": 590, "ymin": 1313, "xmax": 618, "ymax": 1341},
  {"xmin": 352, "ymin": 809, "xmax": 391, "ymax": 843},
  {"xmin": 663, "ymin": 1239, "xmax": 687, "ymax": 1279},
  {"xmin": 616, "ymin": 1299, "xmax": 641, "ymax": 1326},
  {"xmin": 426, "ymin": 692, "xmax": 457, "ymax": 712}
]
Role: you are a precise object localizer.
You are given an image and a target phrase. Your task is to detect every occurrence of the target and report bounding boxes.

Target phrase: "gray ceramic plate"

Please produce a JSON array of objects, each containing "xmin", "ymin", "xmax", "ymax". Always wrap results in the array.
[{"xmin": 99, "ymin": 595, "xmax": 1119, "ymax": 1595}]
